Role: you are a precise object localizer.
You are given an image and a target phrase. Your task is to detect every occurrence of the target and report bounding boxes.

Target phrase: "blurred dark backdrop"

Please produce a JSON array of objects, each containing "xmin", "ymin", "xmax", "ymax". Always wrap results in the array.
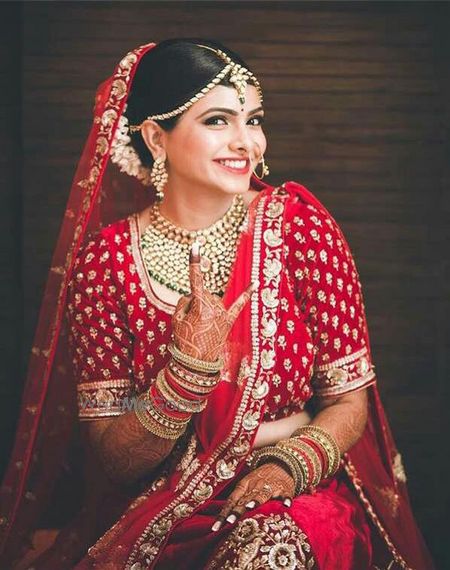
[{"xmin": 0, "ymin": 1, "xmax": 448, "ymax": 567}]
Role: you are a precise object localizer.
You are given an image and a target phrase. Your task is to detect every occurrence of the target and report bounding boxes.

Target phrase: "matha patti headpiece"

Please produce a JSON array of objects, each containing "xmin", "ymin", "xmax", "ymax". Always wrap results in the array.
[{"xmin": 109, "ymin": 43, "xmax": 263, "ymax": 185}]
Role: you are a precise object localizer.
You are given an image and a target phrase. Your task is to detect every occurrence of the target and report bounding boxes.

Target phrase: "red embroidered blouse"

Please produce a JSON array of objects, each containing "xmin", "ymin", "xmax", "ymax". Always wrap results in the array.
[{"xmin": 66, "ymin": 196, "xmax": 376, "ymax": 424}]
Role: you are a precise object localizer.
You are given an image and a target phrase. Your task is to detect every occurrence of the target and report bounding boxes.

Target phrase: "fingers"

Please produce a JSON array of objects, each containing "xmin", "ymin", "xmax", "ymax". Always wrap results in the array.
[
  {"xmin": 211, "ymin": 480, "xmax": 249, "ymax": 532},
  {"xmin": 211, "ymin": 479, "xmax": 291, "ymax": 533},
  {"xmin": 211, "ymin": 486, "xmax": 294, "ymax": 532},
  {"xmin": 227, "ymin": 280, "xmax": 258, "ymax": 323},
  {"xmin": 189, "ymin": 241, "xmax": 204, "ymax": 299},
  {"xmin": 173, "ymin": 295, "xmax": 191, "ymax": 321}
]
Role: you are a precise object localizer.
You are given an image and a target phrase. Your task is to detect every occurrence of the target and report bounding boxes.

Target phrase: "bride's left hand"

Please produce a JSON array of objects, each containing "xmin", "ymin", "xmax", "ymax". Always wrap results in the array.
[{"xmin": 211, "ymin": 462, "xmax": 295, "ymax": 532}]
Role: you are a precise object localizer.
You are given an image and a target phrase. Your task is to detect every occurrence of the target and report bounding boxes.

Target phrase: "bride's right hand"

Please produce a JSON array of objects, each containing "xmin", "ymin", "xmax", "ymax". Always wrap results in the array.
[{"xmin": 171, "ymin": 241, "xmax": 256, "ymax": 362}]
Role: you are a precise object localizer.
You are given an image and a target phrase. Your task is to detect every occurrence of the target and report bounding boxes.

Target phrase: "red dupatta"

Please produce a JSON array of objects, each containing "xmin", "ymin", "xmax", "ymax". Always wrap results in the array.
[
  {"xmin": 0, "ymin": 43, "xmax": 160, "ymax": 567},
  {"xmin": 285, "ymin": 181, "xmax": 435, "ymax": 570},
  {"xmin": 0, "ymin": 42, "xmax": 434, "ymax": 570}
]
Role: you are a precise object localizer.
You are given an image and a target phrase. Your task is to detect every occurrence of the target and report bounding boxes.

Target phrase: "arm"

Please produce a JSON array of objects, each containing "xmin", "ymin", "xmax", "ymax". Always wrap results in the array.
[
  {"xmin": 77, "ymin": 241, "xmax": 253, "ymax": 487},
  {"xmin": 253, "ymin": 409, "xmax": 312, "ymax": 449},
  {"xmin": 309, "ymin": 387, "xmax": 368, "ymax": 453},
  {"xmin": 81, "ymin": 411, "xmax": 177, "ymax": 487},
  {"xmin": 67, "ymin": 235, "xmax": 178, "ymax": 487},
  {"xmin": 253, "ymin": 387, "xmax": 367, "ymax": 454}
]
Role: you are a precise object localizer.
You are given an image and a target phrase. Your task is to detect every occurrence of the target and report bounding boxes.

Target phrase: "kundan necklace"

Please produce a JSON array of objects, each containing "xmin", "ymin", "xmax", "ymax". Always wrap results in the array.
[{"xmin": 140, "ymin": 194, "xmax": 248, "ymax": 296}]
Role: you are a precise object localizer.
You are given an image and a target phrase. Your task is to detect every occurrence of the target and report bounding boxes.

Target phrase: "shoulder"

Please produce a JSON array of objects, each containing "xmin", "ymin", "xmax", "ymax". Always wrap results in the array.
[
  {"xmin": 279, "ymin": 181, "xmax": 356, "ymax": 267},
  {"xmin": 276, "ymin": 181, "xmax": 344, "ymax": 238},
  {"xmin": 78, "ymin": 217, "xmax": 131, "ymax": 256},
  {"xmin": 73, "ymin": 216, "xmax": 132, "ymax": 272}
]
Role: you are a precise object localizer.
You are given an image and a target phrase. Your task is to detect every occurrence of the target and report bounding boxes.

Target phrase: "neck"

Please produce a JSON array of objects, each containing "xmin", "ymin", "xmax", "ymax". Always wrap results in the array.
[{"xmin": 158, "ymin": 180, "xmax": 243, "ymax": 231}]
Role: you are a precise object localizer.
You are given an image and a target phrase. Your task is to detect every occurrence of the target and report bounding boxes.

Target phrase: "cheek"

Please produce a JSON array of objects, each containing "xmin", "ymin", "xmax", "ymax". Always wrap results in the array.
[
  {"xmin": 181, "ymin": 128, "xmax": 219, "ymax": 157},
  {"xmin": 257, "ymin": 132, "xmax": 268, "ymax": 155}
]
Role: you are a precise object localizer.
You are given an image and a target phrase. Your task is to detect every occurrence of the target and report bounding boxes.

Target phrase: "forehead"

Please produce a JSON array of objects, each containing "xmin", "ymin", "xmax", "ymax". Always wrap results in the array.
[{"xmin": 185, "ymin": 84, "xmax": 263, "ymax": 117}]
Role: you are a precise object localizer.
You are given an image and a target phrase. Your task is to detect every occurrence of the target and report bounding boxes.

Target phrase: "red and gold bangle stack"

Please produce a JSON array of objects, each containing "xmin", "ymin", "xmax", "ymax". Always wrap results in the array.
[
  {"xmin": 250, "ymin": 424, "xmax": 341, "ymax": 496},
  {"xmin": 290, "ymin": 425, "xmax": 341, "ymax": 478},
  {"xmin": 134, "ymin": 343, "xmax": 223, "ymax": 440}
]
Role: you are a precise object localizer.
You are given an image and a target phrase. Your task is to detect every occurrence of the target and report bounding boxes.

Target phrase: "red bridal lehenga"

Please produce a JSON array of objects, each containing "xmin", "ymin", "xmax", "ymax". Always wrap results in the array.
[{"xmin": 0, "ymin": 43, "xmax": 435, "ymax": 570}]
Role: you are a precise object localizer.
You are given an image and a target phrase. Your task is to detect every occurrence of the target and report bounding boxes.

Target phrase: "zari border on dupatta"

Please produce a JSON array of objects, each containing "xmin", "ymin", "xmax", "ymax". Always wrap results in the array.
[
  {"xmin": 0, "ymin": 43, "xmax": 156, "ymax": 556},
  {"xmin": 115, "ymin": 188, "xmax": 290, "ymax": 568},
  {"xmin": 343, "ymin": 457, "xmax": 412, "ymax": 570}
]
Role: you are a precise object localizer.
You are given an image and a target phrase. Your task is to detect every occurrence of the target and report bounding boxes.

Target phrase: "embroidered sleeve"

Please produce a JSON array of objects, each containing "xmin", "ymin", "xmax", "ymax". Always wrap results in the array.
[
  {"xmin": 66, "ymin": 232, "xmax": 134, "ymax": 420},
  {"xmin": 287, "ymin": 201, "xmax": 376, "ymax": 398}
]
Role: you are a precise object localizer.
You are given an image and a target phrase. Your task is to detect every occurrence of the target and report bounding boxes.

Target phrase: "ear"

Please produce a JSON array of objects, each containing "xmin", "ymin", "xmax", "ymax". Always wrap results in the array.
[{"xmin": 140, "ymin": 120, "xmax": 166, "ymax": 159}]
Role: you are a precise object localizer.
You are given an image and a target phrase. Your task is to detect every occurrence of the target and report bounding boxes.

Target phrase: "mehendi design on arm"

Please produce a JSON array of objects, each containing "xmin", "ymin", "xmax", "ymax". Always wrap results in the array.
[
  {"xmin": 311, "ymin": 388, "xmax": 369, "ymax": 453},
  {"xmin": 89, "ymin": 411, "xmax": 177, "ymax": 486}
]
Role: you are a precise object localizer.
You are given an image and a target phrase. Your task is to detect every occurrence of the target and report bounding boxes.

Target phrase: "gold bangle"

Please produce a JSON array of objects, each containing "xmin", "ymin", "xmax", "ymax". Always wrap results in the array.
[
  {"xmin": 292, "ymin": 425, "xmax": 341, "ymax": 476},
  {"xmin": 135, "ymin": 395, "xmax": 188, "ymax": 440},
  {"xmin": 169, "ymin": 360, "xmax": 220, "ymax": 391},
  {"xmin": 280, "ymin": 446, "xmax": 310, "ymax": 491},
  {"xmin": 300, "ymin": 427, "xmax": 340, "ymax": 476},
  {"xmin": 279, "ymin": 439, "xmax": 322, "ymax": 487},
  {"xmin": 156, "ymin": 370, "xmax": 208, "ymax": 414},
  {"xmin": 294, "ymin": 435, "xmax": 339, "ymax": 478},
  {"xmin": 250, "ymin": 446, "xmax": 304, "ymax": 495},
  {"xmin": 168, "ymin": 343, "xmax": 224, "ymax": 374},
  {"xmin": 140, "ymin": 392, "xmax": 191, "ymax": 428}
]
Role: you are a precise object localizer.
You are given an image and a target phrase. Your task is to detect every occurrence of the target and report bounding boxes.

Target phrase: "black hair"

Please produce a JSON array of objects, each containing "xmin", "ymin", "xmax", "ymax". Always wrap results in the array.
[{"xmin": 124, "ymin": 38, "xmax": 259, "ymax": 168}]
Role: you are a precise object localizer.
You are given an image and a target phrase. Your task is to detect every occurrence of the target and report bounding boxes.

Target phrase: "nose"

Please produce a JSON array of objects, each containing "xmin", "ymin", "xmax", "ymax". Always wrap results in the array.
[{"xmin": 228, "ymin": 121, "xmax": 257, "ymax": 157}]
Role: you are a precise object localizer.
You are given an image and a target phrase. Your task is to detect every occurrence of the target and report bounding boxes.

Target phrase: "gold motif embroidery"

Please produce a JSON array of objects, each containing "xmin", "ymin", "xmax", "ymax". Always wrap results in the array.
[
  {"xmin": 313, "ymin": 346, "xmax": 376, "ymax": 397},
  {"xmin": 122, "ymin": 191, "xmax": 288, "ymax": 568},
  {"xmin": 392, "ymin": 452, "xmax": 407, "ymax": 483},
  {"xmin": 376, "ymin": 486, "xmax": 400, "ymax": 518},
  {"xmin": 344, "ymin": 456, "xmax": 412, "ymax": 570},
  {"xmin": 205, "ymin": 513, "xmax": 316, "ymax": 569},
  {"xmin": 77, "ymin": 378, "xmax": 132, "ymax": 419}
]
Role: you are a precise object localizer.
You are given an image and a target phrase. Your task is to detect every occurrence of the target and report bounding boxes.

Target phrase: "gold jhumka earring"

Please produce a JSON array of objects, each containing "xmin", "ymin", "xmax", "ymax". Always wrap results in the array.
[{"xmin": 150, "ymin": 157, "xmax": 168, "ymax": 201}]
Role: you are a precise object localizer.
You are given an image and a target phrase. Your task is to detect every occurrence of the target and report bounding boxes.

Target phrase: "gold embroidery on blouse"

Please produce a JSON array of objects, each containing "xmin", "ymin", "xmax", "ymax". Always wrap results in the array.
[
  {"xmin": 77, "ymin": 378, "xmax": 133, "ymax": 419},
  {"xmin": 313, "ymin": 346, "xmax": 375, "ymax": 397}
]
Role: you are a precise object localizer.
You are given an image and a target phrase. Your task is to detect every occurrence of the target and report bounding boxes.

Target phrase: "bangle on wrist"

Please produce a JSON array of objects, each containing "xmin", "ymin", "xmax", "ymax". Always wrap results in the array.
[
  {"xmin": 250, "ymin": 445, "xmax": 304, "ymax": 495},
  {"xmin": 134, "ymin": 392, "xmax": 189, "ymax": 440},
  {"xmin": 168, "ymin": 343, "xmax": 224, "ymax": 374},
  {"xmin": 291, "ymin": 425, "xmax": 341, "ymax": 477},
  {"xmin": 155, "ymin": 369, "xmax": 208, "ymax": 414}
]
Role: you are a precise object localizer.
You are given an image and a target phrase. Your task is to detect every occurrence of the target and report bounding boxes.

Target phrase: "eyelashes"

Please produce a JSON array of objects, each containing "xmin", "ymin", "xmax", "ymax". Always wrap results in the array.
[{"xmin": 204, "ymin": 115, "xmax": 265, "ymax": 126}]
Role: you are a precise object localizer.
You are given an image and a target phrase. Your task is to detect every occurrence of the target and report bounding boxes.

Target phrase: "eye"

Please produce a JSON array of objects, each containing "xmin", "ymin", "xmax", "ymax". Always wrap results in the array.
[
  {"xmin": 204, "ymin": 115, "xmax": 265, "ymax": 126},
  {"xmin": 249, "ymin": 115, "xmax": 265, "ymax": 126},
  {"xmin": 204, "ymin": 116, "xmax": 228, "ymax": 126}
]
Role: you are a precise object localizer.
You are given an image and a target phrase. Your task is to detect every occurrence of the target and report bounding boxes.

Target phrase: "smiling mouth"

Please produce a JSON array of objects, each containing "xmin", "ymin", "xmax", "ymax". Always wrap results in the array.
[{"xmin": 214, "ymin": 159, "xmax": 250, "ymax": 174}]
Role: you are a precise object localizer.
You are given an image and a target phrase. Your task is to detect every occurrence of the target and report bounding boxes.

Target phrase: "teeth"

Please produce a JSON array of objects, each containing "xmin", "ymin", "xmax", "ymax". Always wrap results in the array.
[{"xmin": 219, "ymin": 159, "xmax": 247, "ymax": 169}]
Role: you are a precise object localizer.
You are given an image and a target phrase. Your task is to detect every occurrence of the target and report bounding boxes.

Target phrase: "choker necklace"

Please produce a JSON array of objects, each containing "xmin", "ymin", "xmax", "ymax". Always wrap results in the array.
[{"xmin": 140, "ymin": 194, "xmax": 248, "ymax": 296}]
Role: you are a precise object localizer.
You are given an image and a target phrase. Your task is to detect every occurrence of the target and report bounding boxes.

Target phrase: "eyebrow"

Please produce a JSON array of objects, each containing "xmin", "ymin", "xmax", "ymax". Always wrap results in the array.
[{"xmin": 196, "ymin": 106, "xmax": 264, "ymax": 119}]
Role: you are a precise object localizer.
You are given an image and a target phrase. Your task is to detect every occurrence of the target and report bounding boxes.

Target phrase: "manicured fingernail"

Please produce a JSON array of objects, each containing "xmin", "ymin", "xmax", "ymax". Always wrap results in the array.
[
  {"xmin": 192, "ymin": 241, "xmax": 200, "ymax": 255},
  {"xmin": 245, "ymin": 501, "xmax": 256, "ymax": 509},
  {"xmin": 211, "ymin": 520, "xmax": 222, "ymax": 532},
  {"xmin": 226, "ymin": 514, "xmax": 237, "ymax": 524},
  {"xmin": 283, "ymin": 498, "xmax": 292, "ymax": 507}
]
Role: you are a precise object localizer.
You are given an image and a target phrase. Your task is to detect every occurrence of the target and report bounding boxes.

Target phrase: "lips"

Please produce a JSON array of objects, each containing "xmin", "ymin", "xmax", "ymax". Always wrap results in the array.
[{"xmin": 213, "ymin": 158, "xmax": 250, "ymax": 175}]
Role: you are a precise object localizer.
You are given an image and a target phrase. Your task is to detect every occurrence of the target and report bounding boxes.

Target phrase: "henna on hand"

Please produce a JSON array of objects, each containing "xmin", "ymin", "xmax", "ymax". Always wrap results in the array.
[
  {"xmin": 211, "ymin": 462, "xmax": 295, "ymax": 532},
  {"xmin": 83, "ymin": 411, "xmax": 177, "ymax": 487},
  {"xmin": 172, "ymin": 241, "xmax": 256, "ymax": 361}
]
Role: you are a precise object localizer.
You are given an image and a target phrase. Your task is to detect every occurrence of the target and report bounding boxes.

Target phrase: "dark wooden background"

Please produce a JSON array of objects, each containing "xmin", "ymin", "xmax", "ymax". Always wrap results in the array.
[{"xmin": 1, "ymin": 1, "xmax": 448, "ymax": 567}]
